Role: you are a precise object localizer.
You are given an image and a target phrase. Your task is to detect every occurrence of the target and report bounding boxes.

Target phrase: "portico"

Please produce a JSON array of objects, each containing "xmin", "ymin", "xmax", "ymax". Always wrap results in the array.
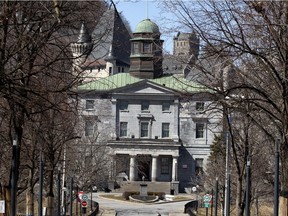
[{"xmin": 108, "ymin": 139, "xmax": 180, "ymax": 183}]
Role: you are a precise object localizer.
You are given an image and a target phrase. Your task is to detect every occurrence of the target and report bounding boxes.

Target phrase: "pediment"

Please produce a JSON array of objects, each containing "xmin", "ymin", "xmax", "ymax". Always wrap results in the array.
[{"xmin": 113, "ymin": 80, "xmax": 177, "ymax": 95}]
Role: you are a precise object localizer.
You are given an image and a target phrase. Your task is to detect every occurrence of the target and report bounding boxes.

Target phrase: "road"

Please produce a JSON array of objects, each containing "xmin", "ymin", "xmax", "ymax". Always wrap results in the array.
[{"xmin": 91, "ymin": 193, "xmax": 191, "ymax": 216}]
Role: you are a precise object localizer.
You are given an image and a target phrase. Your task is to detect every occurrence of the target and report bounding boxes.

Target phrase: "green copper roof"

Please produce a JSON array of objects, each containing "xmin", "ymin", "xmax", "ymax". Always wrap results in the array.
[
  {"xmin": 77, "ymin": 73, "xmax": 206, "ymax": 93},
  {"xmin": 134, "ymin": 19, "xmax": 160, "ymax": 34}
]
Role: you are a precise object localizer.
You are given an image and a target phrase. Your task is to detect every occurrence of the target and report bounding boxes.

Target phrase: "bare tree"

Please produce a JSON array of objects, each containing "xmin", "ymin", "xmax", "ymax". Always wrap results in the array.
[
  {"xmin": 159, "ymin": 0, "xmax": 288, "ymax": 215},
  {"xmin": 0, "ymin": 1, "xmax": 106, "ymax": 215}
]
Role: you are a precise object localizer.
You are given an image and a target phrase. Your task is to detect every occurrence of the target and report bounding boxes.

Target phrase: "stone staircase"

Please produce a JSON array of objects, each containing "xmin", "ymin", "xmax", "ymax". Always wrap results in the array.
[{"xmin": 117, "ymin": 181, "xmax": 171, "ymax": 194}]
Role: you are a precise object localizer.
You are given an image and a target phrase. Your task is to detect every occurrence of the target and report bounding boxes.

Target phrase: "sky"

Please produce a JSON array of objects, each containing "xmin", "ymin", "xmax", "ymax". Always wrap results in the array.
[{"xmin": 115, "ymin": 0, "xmax": 174, "ymax": 54}]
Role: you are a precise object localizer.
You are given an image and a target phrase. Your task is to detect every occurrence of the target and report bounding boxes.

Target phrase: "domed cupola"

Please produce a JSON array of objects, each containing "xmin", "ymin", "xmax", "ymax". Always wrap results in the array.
[
  {"xmin": 134, "ymin": 19, "xmax": 160, "ymax": 34},
  {"xmin": 129, "ymin": 19, "xmax": 163, "ymax": 79}
]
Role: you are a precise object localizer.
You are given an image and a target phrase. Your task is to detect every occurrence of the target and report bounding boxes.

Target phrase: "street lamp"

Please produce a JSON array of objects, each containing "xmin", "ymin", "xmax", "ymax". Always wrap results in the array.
[
  {"xmin": 11, "ymin": 137, "xmax": 18, "ymax": 216},
  {"xmin": 245, "ymin": 157, "xmax": 251, "ymax": 216},
  {"xmin": 274, "ymin": 139, "xmax": 280, "ymax": 216},
  {"xmin": 38, "ymin": 150, "xmax": 44, "ymax": 216},
  {"xmin": 57, "ymin": 165, "xmax": 62, "ymax": 216}
]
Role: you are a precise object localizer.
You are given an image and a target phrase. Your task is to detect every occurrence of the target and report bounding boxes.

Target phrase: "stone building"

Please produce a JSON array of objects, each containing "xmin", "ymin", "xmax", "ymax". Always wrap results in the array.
[{"xmin": 74, "ymin": 5, "xmax": 221, "ymax": 193}]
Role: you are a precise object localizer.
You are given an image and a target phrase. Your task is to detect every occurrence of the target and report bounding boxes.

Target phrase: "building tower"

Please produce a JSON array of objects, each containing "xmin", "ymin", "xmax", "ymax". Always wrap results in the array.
[
  {"xmin": 129, "ymin": 19, "xmax": 164, "ymax": 79},
  {"xmin": 173, "ymin": 31, "xmax": 199, "ymax": 60},
  {"xmin": 70, "ymin": 22, "xmax": 92, "ymax": 70}
]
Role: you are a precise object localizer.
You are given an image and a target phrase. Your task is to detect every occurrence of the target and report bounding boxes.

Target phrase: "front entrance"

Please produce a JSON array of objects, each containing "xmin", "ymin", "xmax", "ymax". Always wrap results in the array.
[{"xmin": 137, "ymin": 155, "xmax": 151, "ymax": 181}]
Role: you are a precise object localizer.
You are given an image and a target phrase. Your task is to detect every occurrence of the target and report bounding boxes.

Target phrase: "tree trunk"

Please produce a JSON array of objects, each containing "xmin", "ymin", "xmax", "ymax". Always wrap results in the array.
[
  {"xmin": 44, "ymin": 196, "xmax": 54, "ymax": 216},
  {"xmin": 235, "ymin": 177, "xmax": 244, "ymax": 216},
  {"xmin": 1, "ymin": 186, "xmax": 11, "ymax": 216},
  {"xmin": 26, "ymin": 187, "xmax": 34, "ymax": 216},
  {"xmin": 279, "ymin": 196, "xmax": 288, "ymax": 216}
]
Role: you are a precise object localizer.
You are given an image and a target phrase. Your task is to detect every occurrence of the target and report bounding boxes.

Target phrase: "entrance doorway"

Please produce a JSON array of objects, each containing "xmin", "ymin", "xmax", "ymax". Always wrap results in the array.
[{"xmin": 137, "ymin": 155, "xmax": 151, "ymax": 181}]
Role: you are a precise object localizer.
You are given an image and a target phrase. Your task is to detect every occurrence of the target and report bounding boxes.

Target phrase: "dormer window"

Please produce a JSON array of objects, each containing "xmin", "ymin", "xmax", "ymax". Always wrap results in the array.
[{"xmin": 85, "ymin": 100, "xmax": 94, "ymax": 110}]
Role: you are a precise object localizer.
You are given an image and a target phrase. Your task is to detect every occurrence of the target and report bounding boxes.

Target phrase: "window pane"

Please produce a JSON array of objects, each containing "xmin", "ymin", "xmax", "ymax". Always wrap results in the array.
[
  {"xmin": 196, "ymin": 123, "xmax": 204, "ymax": 138},
  {"xmin": 85, "ymin": 121, "xmax": 94, "ymax": 136},
  {"xmin": 196, "ymin": 102, "xmax": 205, "ymax": 111},
  {"xmin": 162, "ymin": 102, "xmax": 170, "ymax": 112},
  {"xmin": 143, "ymin": 43, "xmax": 151, "ymax": 53},
  {"xmin": 120, "ymin": 122, "xmax": 127, "ymax": 137},
  {"xmin": 133, "ymin": 43, "xmax": 139, "ymax": 54},
  {"xmin": 119, "ymin": 101, "xmax": 128, "ymax": 110},
  {"xmin": 162, "ymin": 123, "xmax": 170, "ymax": 138},
  {"xmin": 141, "ymin": 122, "xmax": 149, "ymax": 137},
  {"xmin": 86, "ymin": 100, "xmax": 94, "ymax": 110},
  {"xmin": 161, "ymin": 158, "xmax": 169, "ymax": 174},
  {"xmin": 195, "ymin": 158, "xmax": 204, "ymax": 175},
  {"xmin": 141, "ymin": 101, "xmax": 149, "ymax": 112}
]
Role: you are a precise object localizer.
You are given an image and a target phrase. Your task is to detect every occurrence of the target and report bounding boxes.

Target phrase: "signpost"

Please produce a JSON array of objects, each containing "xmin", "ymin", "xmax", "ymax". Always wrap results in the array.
[{"xmin": 203, "ymin": 194, "xmax": 212, "ymax": 208}]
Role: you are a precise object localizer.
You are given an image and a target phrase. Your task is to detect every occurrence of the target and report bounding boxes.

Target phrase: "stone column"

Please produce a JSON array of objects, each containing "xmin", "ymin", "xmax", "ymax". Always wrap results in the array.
[
  {"xmin": 151, "ymin": 155, "xmax": 158, "ymax": 182},
  {"xmin": 172, "ymin": 156, "xmax": 178, "ymax": 181},
  {"xmin": 129, "ymin": 155, "xmax": 136, "ymax": 181}
]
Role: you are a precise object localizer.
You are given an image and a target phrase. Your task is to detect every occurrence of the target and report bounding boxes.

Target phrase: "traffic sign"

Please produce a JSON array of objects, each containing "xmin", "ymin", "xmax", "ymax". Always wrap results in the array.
[
  {"xmin": 78, "ymin": 191, "xmax": 84, "ymax": 202},
  {"xmin": 203, "ymin": 194, "xmax": 212, "ymax": 208},
  {"xmin": 81, "ymin": 200, "xmax": 88, "ymax": 208},
  {"xmin": 82, "ymin": 194, "xmax": 89, "ymax": 201}
]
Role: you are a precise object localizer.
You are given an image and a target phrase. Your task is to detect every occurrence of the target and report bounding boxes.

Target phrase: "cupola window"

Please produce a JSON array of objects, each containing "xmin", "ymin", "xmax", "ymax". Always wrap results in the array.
[
  {"xmin": 133, "ymin": 43, "xmax": 139, "ymax": 54},
  {"xmin": 143, "ymin": 42, "xmax": 151, "ymax": 53}
]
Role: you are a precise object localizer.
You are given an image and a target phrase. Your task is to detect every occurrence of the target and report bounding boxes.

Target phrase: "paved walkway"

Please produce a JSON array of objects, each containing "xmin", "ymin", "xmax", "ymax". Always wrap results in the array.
[{"xmin": 97, "ymin": 193, "xmax": 195, "ymax": 216}]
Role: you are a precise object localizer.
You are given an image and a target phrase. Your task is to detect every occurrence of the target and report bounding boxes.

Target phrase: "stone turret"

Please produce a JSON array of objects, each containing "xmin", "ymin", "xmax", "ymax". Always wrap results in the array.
[
  {"xmin": 71, "ymin": 22, "xmax": 92, "ymax": 66},
  {"xmin": 129, "ymin": 19, "xmax": 164, "ymax": 79}
]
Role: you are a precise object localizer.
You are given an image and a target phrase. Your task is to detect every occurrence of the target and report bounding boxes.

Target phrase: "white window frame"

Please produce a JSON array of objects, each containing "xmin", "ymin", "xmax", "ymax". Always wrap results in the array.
[
  {"xmin": 85, "ymin": 121, "xmax": 94, "ymax": 137},
  {"xmin": 195, "ymin": 123, "xmax": 205, "ymax": 139},
  {"xmin": 196, "ymin": 102, "xmax": 205, "ymax": 111},
  {"xmin": 120, "ymin": 122, "xmax": 128, "ymax": 137},
  {"xmin": 162, "ymin": 102, "xmax": 170, "ymax": 112},
  {"xmin": 85, "ymin": 100, "xmax": 94, "ymax": 110},
  {"xmin": 140, "ymin": 122, "xmax": 149, "ymax": 138},
  {"xmin": 162, "ymin": 123, "xmax": 170, "ymax": 138},
  {"xmin": 141, "ymin": 101, "xmax": 150, "ymax": 113}
]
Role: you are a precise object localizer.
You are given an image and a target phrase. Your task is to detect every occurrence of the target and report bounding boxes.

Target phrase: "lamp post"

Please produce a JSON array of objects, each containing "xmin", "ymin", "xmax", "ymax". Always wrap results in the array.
[
  {"xmin": 214, "ymin": 177, "xmax": 219, "ymax": 216},
  {"xmin": 57, "ymin": 165, "xmax": 61, "ymax": 216},
  {"xmin": 224, "ymin": 131, "xmax": 230, "ymax": 216},
  {"xmin": 274, "ymin": 139, "xmax": 280, "ymax": 216},
  {"xmin": 245, "ymin": 156, "xmax": 251, "ymax": 216},
  {"xmin": 70, "ymin": 176, "xmax": 73, "ymax": 216},
  {"xmin": 38, "ymin": 151, "xmax": 44, "ymax": 216},
  {"xmin": 11, "ymin": 138, "xmax": 18, "ymax": 216}
]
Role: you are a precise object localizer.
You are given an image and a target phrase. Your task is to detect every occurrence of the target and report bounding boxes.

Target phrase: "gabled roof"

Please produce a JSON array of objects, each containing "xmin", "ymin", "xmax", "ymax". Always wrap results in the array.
[
  {"xmin": 77, "ymin": 73, "xmax": 206, "ymax": 93},
  {"xmin": 89, "ymin": 4, "xmax": 131, "ymax": 65}
]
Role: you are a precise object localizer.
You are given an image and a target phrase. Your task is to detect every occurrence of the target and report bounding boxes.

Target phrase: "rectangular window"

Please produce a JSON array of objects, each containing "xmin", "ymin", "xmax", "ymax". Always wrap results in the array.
[
  {"xmin": 141, "ymin": 101, "xmax": 149, "ymax": 112},
  {"xmin": 119, "ymin": 101, "xmax": 129, "ymax": 111},
  {"xmin": 133, "ymin": 43, "xmax": 139, "ymax": 54},
  {"xmin": 109, "ymin": 67, "xmax": 112, "ymax": 75},
  {"xmin": 161, "ymin": 157, "xmax": 169, "ymax": 174},
  {"xmin": 85, "ymin": 100, "xmax": 94, "ymax": 110},
  {"xmin": 196, "ymin": 102, "xmax": 205, "ymax": 111},
  {"xmin": 162, "ymin": 123, "xmax": 170, "ymax": 138},
  {"xmin": 118, "ymin": 67, "xmax": 121, "ymax": 73},
  {"xmin": 196, "ymin": 123, "xmax": 205, "ymax": 138},
  {"xmin": 162, "ymin": 102, "xmax": 170, "ymax": 112},
  {"xmin": 85, "ymin": 121, "xmax": 94, "ymax": 136},
  {"xmin": 122, "ymin": 67, "xmax": 124, "ymax": 72},
  {"xmin": 120, "ymin": 122, "xmax": 128, "ymax": 137},
  {"xmin": 195, "ymin": 158, "xmax": 204, "ymax": 175},
  {"xmin": 141, "ymin": 122, "xmax": 149, "ymax": 137},
  {"xmin": 143, "ymin": 43, "xmax": 151, "ymax": 53}
]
